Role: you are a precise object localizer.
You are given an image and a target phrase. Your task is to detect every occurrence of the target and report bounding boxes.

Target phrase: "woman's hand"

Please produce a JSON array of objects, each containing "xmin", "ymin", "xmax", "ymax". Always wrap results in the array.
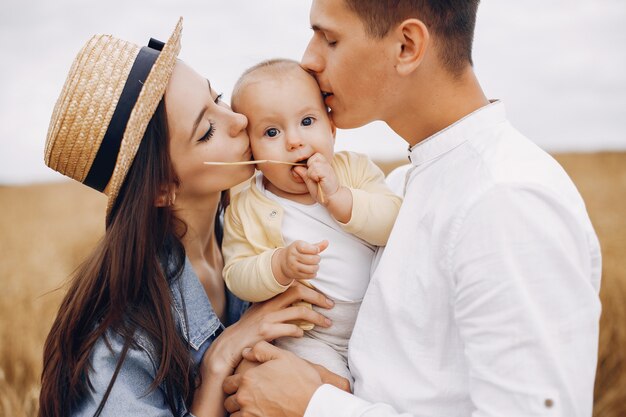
[
  {"xmin": 202, "ymin": 282, "xmax": 334, "ymax": 377},
  {"xmin": 191, "ymin": 283, "xmax": 333, "ymax": 416}
]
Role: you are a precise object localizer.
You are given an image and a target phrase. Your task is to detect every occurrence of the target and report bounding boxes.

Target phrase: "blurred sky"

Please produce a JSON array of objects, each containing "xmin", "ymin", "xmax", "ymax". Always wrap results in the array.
[{"xmin": 1, "ymin": 0, "xmax": 625, "ymax": 184}]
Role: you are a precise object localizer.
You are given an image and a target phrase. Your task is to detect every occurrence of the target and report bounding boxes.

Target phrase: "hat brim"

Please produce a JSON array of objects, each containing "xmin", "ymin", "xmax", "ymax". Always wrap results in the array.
[{"xmin": 105, "ymin": 17, "xmax": 183, "ymax": 218}]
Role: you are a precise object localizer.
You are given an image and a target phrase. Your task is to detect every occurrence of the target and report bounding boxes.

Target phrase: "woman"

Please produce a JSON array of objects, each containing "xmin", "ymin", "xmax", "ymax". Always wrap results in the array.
[{"xmin": 39, "ymin": 18, "xmax": 338, "ymax": 417}]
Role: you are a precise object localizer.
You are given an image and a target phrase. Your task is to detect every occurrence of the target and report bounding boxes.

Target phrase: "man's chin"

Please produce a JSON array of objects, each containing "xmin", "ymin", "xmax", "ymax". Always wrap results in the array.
[{"xmin": 329, "ymin": 109, "xmax": 370, "ymax": 130}]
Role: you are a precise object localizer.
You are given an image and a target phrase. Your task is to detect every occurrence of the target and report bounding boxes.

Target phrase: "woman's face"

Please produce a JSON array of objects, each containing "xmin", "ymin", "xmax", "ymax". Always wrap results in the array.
[{"xmin": 165, "ymin": 61, "xmax": 253, "ymax": 202}]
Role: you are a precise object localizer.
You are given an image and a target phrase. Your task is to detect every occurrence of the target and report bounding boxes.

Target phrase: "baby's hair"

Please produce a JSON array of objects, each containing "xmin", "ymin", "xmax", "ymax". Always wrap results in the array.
[{"xmin": 231, "ymin": 58, "xmax": 314, "ymax": 111}]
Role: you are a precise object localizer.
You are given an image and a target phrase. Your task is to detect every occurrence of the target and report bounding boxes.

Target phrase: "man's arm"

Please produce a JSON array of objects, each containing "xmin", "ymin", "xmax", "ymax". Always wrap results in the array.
[
  {"xmin": 449, "ymin": 184, "xmax": 601, "ymax": 417},
  {"xmin": 223, "ymin": 342, "xmax": 416, "ymax": 417}
]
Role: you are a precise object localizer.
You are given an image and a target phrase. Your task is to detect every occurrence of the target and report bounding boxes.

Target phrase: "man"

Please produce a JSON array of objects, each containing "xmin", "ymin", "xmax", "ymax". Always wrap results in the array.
[{"xmin": 224, "ymin": 1, "xmax": 602, "ymax": 416}]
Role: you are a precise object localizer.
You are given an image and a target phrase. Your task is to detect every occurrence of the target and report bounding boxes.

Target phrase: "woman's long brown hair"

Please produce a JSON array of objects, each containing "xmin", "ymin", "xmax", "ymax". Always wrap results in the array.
[{"xmin": 38, "ymin": 100, "xmax": 197, "ymax": 416}]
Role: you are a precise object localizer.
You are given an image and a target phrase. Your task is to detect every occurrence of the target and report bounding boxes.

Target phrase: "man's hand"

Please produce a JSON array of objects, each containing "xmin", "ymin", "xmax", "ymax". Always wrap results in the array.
[
  {"xmin": 272, "ymin": 240, "xmax": 329, "ymax": 285},
  {"xmin": 310, "ymin": 363, "xmax": 351, "ymax": 393},
  {"xmin": 223, "ymin": 341, "xmax": 323, "ymax": 417}
]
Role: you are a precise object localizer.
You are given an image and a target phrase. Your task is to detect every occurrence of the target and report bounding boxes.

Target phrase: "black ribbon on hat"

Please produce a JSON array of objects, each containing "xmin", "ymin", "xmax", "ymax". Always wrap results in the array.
[{"xmin": 83, "ymin": 38, "xmax": 165, "ymax": 192}]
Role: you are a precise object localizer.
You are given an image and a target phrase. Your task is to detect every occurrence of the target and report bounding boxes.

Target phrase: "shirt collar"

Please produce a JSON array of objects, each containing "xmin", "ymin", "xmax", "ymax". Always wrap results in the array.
[{"xmin": 407, "ymin": 100, "xmax": 506, "ymax": 167}]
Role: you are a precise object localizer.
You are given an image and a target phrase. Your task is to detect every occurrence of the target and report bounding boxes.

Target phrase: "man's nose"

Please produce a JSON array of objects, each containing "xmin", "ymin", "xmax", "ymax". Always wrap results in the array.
[{"xmin": 301, "ymin": 38, "xmax": 323, "ymax": 74}]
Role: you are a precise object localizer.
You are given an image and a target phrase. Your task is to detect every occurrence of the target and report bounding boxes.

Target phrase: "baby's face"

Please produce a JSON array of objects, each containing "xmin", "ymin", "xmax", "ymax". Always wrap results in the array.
[{"xmin": 237, "ymin": 68, "xmax": 335, "ymax": 197}]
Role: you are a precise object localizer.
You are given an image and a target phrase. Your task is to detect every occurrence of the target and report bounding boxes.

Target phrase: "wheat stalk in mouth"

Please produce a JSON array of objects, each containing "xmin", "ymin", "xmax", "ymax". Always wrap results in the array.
[
  {"xmin": 203, "ymin": 160, "xmax": 306, "ymax": 166},
  {"xmin": 203, "ymin": 160, "xmax": 325, "ymax": 203}
]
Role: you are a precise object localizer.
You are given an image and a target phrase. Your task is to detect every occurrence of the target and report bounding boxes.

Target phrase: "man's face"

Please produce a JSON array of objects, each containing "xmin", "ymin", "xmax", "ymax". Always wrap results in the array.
[{"xmin": 302, "ymin": 0, "xmax": 393, "ymax": 129}]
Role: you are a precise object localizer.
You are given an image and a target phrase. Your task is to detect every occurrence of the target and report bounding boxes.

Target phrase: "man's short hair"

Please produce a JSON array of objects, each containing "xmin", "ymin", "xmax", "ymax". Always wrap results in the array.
[{"xmin": 344, "ymin": 0, "xmax": 480, "ymax": 75}]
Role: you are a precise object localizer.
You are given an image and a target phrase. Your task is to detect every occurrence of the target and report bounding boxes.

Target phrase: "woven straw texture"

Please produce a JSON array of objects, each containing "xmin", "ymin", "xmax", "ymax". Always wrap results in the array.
[{"xmin": 44, "ymin": 18, "xmax": 183, "ymax": 217}]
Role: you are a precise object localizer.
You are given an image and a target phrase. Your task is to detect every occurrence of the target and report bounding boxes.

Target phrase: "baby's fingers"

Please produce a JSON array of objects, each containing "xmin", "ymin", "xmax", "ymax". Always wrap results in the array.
[
  {"xmin": 294, "ymin": 240, "xmax": 324, "ymax": 255},
  {"xmin": 294, "ymin": 263, "xmax": 319, "ymax": 278},
  {"xmin": 296, "ymin": 252, "xmax": 321, "ymax": 266},
  {"xmin": 315, "ymin": 240, "xmax": 329, "ymax": 253}
]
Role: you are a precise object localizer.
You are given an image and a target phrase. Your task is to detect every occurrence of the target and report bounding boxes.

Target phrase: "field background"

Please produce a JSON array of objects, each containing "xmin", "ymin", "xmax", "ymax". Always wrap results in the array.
[{"xmin": 1, "ymin": 152, "xmax": 625, "ymax": 417}]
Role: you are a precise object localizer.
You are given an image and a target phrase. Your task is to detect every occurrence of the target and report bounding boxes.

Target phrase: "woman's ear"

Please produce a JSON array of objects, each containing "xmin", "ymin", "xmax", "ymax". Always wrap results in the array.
[
  {"xmin": 392, "ymin": 18, "xmax": 430, "ymax": 76},
  {"xmin": 155, "ymin": 185, "xmax": 177, "ymax": 207}
]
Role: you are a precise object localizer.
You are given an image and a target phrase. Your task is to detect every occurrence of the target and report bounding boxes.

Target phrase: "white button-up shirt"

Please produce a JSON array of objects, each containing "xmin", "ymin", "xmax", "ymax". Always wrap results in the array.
[{"xmin": 304, "ymin": 101, "xmax": 602, "ymax": 417}]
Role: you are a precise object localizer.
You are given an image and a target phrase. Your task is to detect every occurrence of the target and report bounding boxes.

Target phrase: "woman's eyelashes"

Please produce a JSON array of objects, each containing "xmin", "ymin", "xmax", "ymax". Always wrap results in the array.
[
  {"xmin": 199, "ymin": 122, "xmax": 215, "ymax": 142},
  {"xmin": 198, "ymin": 94, "xmax": 223, "ymax": 142}
]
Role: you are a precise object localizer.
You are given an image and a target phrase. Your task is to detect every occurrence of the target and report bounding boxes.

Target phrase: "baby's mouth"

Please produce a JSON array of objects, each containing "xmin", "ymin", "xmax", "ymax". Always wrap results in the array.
[{"xmin": 290, "ymin": 157, "xmax": 309, "ymax": 181}]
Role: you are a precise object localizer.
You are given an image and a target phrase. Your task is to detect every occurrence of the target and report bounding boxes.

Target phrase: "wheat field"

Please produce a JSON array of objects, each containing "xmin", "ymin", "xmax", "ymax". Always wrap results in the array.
[{"xmin": 1, "ymin": 152, "xmax": 625, "ymax": 417}]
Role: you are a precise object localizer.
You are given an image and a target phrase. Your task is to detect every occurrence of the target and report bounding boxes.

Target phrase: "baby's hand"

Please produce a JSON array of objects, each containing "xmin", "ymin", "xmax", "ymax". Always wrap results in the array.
[
  {"xmin": 273, "ymin": 240, "xmax": 329, "ymax": 284},
  {"xmin": 293, "ymin": 153, "xmax": 340, "ymax": 205}
]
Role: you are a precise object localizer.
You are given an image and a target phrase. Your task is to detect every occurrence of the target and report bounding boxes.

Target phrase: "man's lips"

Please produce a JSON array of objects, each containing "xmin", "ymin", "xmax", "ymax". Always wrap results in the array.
[{"xmin": 322, "ymin": 91, "xmax": 334, "ymax": 107}]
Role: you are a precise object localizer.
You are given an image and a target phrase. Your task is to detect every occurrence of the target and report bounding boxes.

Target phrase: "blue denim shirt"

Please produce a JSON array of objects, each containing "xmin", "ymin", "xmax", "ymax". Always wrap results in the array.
[{"xmin": 73, "ymin": 257, "xmax": 249, "ymax": 416}]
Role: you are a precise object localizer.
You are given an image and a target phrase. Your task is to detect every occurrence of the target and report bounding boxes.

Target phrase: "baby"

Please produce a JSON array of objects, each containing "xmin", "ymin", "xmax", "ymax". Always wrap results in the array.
[{"xmin": 222, "ymin": 59, "xmax": 402, "ymax": 385}]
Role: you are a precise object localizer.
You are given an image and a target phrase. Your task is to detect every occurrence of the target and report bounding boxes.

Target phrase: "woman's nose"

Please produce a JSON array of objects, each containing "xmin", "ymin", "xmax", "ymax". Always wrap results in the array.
[{"xmin": 229, "ymin": 110, "xmax": 248, "ymax": 137}]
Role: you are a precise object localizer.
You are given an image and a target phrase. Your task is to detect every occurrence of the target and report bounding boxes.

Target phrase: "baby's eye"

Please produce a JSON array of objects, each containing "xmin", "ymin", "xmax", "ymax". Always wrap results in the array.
[
  {"xmin": 301, "ymin": 117, "xmax": 314, "ymax": 127},
  {"xmin": 265, "ymin": 128, "xmax": 279, "ymax": 138}
]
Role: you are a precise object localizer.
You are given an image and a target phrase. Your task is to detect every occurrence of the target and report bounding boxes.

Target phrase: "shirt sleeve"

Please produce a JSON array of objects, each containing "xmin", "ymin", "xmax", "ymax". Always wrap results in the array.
[
  {"xmin": 305, "ymin": 385, "xmax": 416, "ymax": 417},
  {"xmin": 222, "ymin": 203, "xmax": 291, "ymax": 302},
  {"xmin": 336, "ymin": 152, "xmax": 403, "ymax": 246},
  {"xmin": 448, "ymin": 184, "xmax": 601, "ymax": 417}
]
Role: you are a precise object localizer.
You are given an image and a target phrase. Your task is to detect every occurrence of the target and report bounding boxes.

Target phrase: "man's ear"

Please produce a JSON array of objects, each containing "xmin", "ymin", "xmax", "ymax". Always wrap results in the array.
[{"xmin": 392, "ymin": 19, "xmax": 430, "ymax": 76}]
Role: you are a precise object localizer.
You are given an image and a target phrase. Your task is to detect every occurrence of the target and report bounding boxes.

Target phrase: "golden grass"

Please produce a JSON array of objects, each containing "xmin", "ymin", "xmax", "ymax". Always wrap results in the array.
[
  {"xmin": 0, "ymin": 183, "xmax": 105, "ymax": 416},
  {"xmin": 0, "ymin": 152, "xmax": 624, "ymax": 417}
]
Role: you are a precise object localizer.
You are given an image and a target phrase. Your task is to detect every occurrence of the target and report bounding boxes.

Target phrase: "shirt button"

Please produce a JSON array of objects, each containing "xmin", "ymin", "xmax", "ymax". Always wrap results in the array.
[
  {"xmin": 544, "ymin": 399, "xmax": 554, "ymax": 408},
  {"xmin": 269, "ymin": 210, "xmax": 277, "ymax": 218}
]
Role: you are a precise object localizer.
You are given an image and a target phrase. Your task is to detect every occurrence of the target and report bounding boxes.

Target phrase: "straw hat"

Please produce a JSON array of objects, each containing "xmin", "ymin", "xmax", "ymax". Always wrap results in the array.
[{"xmin": 44, "ymin": 18, "xmax": 183, "ymax": 218}]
